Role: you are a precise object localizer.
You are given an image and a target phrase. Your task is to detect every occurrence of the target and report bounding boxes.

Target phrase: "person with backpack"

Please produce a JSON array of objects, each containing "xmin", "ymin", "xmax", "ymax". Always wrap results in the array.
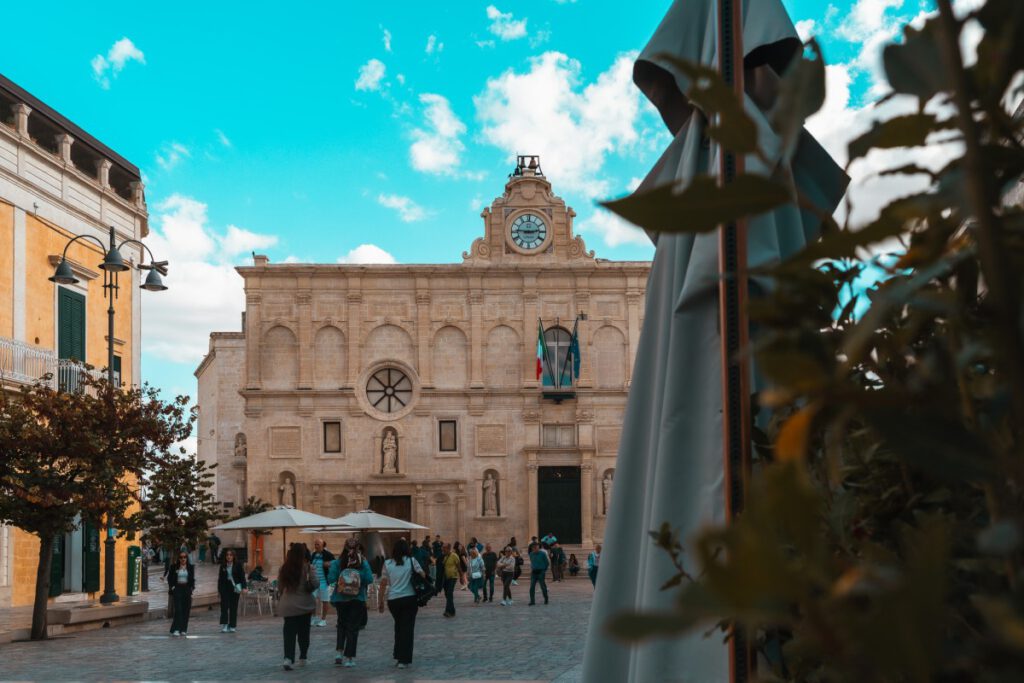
[
  {"xmin": 528, "ymin": 542, "xmax": 550, "ymax": 606},
  {"xmin": 327, "ymin": 538, "xmax": 374, "ymax": 668},
  {"xmin": 377, "ymin": 539, "xmax": 426, "ymax": 669},
  {"xmin": 276, "ymin": 543, "xmax": 317, "ymax": 670}
]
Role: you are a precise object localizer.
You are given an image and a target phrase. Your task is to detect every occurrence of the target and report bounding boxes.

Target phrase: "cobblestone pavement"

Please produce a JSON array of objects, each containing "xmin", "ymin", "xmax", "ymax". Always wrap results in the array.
[{"xmin": 0, "ymin": 577, "xmax": 592, "ymax": 682}]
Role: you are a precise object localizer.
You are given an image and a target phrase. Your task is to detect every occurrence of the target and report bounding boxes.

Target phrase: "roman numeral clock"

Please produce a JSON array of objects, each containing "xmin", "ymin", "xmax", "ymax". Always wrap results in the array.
[{"xmin": 509, "ymin": 213, "xmax": 548, "ymax": 252}]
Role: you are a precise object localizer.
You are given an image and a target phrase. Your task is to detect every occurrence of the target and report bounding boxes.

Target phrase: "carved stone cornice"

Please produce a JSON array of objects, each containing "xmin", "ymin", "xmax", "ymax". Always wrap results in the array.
[
  {"xmin": 295, "ymin": 291, "xmax": 312, "ymax": 305},
  {"xmin": 246, "ymin": 293, "xmax": 262, "ymax": 305},
  {"xmin": 347, "ymin": 293, "xmax": 363, "ymax": 304}
]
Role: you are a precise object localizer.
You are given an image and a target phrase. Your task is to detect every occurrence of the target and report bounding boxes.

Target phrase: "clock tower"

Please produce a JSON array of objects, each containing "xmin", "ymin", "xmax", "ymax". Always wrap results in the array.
[{"xmin": 463, "ymin": 155, "xmax": 595, "ymax": 264}]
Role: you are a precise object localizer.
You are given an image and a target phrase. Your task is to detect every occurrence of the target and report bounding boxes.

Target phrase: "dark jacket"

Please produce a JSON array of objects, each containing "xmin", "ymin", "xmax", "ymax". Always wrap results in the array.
[
  {"xmin": 218, "ymin": 562, "xmax": 247, "ymax": 596},
  {"xmin": 482, "ymin": 551, "xmax": 499, "ymax": 575},
  {"xmin": 168, "ymin": 562, "xmax": 196, "ymax": 594}
]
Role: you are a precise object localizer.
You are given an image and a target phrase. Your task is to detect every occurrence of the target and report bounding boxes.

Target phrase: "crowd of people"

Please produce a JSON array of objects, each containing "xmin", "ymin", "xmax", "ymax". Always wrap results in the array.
[{"xmin": 157, "ymin": 532, "xmax": 603, "ymax": 672}]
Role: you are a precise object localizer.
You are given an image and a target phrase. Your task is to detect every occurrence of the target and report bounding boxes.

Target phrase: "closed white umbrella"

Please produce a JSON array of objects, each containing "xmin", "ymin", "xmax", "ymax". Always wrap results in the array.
[{"xmin": 214, "ymin": 506, "xmax": 350, "ymax": 562}]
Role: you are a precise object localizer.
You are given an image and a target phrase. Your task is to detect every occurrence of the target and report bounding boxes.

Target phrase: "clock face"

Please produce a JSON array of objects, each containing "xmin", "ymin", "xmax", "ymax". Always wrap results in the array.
[{"xmin": 510, "ymin": 213, "xmax": 548, "ymax": 251}]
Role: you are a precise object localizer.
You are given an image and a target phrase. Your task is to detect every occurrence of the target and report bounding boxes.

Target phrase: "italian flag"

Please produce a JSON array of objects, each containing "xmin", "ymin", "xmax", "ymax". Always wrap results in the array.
[{"xmin": 536, "ymin": 320, "xmax": 548, "ymax": 380}]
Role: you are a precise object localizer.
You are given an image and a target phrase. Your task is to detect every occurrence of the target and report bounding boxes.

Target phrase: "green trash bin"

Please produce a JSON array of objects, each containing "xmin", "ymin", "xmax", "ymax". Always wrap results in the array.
[{"xmin": 127, "ymin": 546, "xmax": 142, "ymax": 596}]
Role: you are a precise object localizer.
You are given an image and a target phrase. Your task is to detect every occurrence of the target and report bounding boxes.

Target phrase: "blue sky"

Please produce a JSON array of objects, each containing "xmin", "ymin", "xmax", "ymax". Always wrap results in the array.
[{"xmin": 0, "ymin": 0, "xmax": 944, "ymax": 405}]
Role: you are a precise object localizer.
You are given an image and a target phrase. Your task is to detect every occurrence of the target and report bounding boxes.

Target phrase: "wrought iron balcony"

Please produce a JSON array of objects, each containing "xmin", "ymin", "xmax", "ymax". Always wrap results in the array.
[{"xmin": 0, "ymin": 336, "xmax": 98, "ymax": 391}]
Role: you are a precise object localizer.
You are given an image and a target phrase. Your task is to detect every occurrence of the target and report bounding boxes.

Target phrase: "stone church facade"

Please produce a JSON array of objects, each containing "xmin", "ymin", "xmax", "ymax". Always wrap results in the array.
[{"xmin": 196, "ymin": 158, "xmax": 650, "ymax": 560}]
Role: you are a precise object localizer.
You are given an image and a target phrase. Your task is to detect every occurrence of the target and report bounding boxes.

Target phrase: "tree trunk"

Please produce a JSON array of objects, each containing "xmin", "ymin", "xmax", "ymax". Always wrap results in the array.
[{"xmin": 31, "ymin": 535, "xmax": 54, "ymax": 641}]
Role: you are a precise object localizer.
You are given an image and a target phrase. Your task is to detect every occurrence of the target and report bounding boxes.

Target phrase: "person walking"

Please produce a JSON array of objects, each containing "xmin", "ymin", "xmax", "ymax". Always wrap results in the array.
[
  {"xmin": 482, "ymin": 544, "xmax": 498, "ymax": 602},
  {"xmin": 218, "ymin": 549, "xmax": 247, "ymax": 633},
  {"xmin": 378, "ymin": 539, "xmax": 426, "ymax": 670},
  {"xmin": 587, "ymin": 544, "xmax": 602, "ymax": 587},
  {"xmin": 528, "ymin": 542, "xmax": 550, "ymax": 606},
  {"xmin": 168, "ymin": 551, "xmax": 195, "ymax": 636},
  {"xmin": 310, "ymin": 539, "xmax": 335, "ymax": 627},
  {"xmin": 208, "ymin": 533, "xmax": 222, "ymax": 563},
  {"xmin": 328, "ymin": 538, "xmax": 374, "ymax": 668},
  {"xmin": 441, "ymin": 543, "xmax": 460, "ymax": 617},
  {"xmin": 467, "ymin": 548, "xmax": 485, "ymax": 604},
  {"xmin": 497, "ymin": 546, "xmax": 516, "ymax": 606},
  {"xmin": 277, "ymin": 543, "xmax": 317, "ymax": 670},
  {"xmin": 453, "ymin": 542, "xmax": 468, "ymax": 590},
  {"xmin": 509, "ymin": 537, "xmax": 522, "ymax": 585}
]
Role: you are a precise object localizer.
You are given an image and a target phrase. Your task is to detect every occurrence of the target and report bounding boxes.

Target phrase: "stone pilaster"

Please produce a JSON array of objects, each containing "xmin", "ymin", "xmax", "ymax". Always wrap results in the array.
[
  {"xmin": 626, "ymin": 290, "xmax": 643, "ymax": 382},
  {"xmin": 468, "ymin": 286, "xmax": 484, "ymax": 388},
  {"xmin": 296, "ymin": 290, "xmax": 312, "ymax": 389},
  {"xmin": 581, "ymin": 461, "xmax": 594, "ymax": 546},
  {"xmin": 527, "ymin": 460, "xmax": 539, "ymax": 539},
  {"xmin": 346, "ymin": 291, "xmax": 362, "ymax": 386},
  {"xmin": 245, "ymin": 293, "xmax": 262, "ymax": 389},
  {"xmin": 522, "ymin": 284, "xmax": 538, "ymax": 385},
  {"xmin": 415, "ymin": 290, "xmax": 432, "ymax": 385}
]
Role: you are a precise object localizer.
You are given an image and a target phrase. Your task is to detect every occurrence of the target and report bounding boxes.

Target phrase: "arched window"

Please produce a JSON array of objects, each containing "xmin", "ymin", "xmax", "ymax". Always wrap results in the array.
[{"xmin": 542, "ymin": 326, "xmax": 573, "ymax": 388}]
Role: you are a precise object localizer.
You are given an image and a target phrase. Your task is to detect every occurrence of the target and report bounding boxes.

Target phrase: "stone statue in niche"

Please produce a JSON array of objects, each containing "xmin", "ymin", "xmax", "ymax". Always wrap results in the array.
[
  {"xmin": 279, "ymin": 476, "xmax": 295, "ymax": 507},
  {"xmin": 602, "ymin": 470, "xmax": 614, "ymax": 514},
  {"xmin": 234, "ymin": 433, "xmax": 247, "ymax": 459},
  {"xmin": 482, "ymin": 472, "xmax": 498, "ymax": 516},
  {"xmin": 382, "ymin": 430, "xmax": 399, "ymax": 474}
]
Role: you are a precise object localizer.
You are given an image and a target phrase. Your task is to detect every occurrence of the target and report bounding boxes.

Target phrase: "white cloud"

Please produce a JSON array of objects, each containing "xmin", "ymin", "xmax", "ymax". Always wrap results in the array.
[
  {"xmin": 214, "ymin": 129, "xmax": 232, "ymax": 147},
  {"xmin": 410, "ymin": 93, "xmax": 467, "ymax": 175},
  {"xmin": 382, "ymin": 27, "xmax": 392, "ymax": 52},
  {"xmin": 155, "ymin": 141, "xmax": 191, "ymax": 171},
  {"xmin": 377, "ymin": 193, "xmax": 431, "ymax": 222},
  {"xmin": 338, "ymin": 244, "xmax": 397, "ymax": 264},
  {"xmin": 579, "ymin": 209, "xmax": 650, "ymax": 247},
  {"xmin": 476, "ymin": 39, "xmax": 496, "ymax": 49},
  {"xmin": 530, "ymin": 28, "xmax": 552, "ymax": 47},
  {"xmin": 795, "ymin": 19, "xmax": 817, "ymax": 42},
  {"xmin": 355, "ymin": 58, "xmax": 387, "ymax": 91},
  {"xmin": 426, "ymin": 34, "xmax": 444, "ymax": 55},
  {"xmin": 141, "ymin": 194, "xmax": 278, "ymax": 365},
  {"xmin": 470, "ymin": 194, "xmax": 485, "ymax": 212},
  {"xmin": 475, "ymin": 51, "xmax": 644, "ymax": 196},
  {"xmin": 91, "ymin": 37, "xmax": 145, "ymax": 89},
  {"xmin": 487, "ymin": 6, "xmax": 528, "ymax": 41}
]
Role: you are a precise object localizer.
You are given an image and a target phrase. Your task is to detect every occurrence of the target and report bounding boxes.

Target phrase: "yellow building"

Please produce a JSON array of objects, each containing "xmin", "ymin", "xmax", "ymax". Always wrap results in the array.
[{"xmin": 0, "ymin": 73, "xmax": 149, "ymax": 608}]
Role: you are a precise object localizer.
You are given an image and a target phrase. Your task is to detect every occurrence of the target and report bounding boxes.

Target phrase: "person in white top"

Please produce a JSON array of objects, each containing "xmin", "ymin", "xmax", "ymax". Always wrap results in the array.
[
  {"xmin": 496, "ymin": 547, "xmax": 517, "ymax": 605},
  {"xmin": 378, "ymin": 539, "xmax": 426, "ymax": 669}
]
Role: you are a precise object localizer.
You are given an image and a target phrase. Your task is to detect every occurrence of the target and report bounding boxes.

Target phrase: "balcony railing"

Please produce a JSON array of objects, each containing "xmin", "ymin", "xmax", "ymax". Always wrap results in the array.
[{"xmin": 0, "ymin": 336, "xmax": 99, "ymax": 391}]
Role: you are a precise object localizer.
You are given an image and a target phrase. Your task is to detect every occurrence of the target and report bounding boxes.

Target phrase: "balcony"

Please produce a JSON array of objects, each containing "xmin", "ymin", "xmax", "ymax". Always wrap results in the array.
[{"xmin": 0, "ymin": 336, "xmax": 97, "ymax": 391}]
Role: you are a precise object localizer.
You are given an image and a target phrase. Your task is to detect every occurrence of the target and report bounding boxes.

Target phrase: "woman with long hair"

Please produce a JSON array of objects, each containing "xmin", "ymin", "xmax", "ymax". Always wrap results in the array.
[
  {"xmin": 378, "ymin": 538, "xmax": 426, "ymax": 669},
  {"xmin": 496, "ymin": 546, "xmax": 517, "ymax": 605},
  {"xmin": 453, "ymin": 541, "xmax": 468, "ymax": 590},
  {"xmin": 467, "ymin": 547, "xmax": 485, "ymax": 604},
  {"xmin": 218, "ymin": 548, "xmax": 247, "ymax": 633},
  {"xmin": 327, "ymin": 537, "xmax": 374, "ymax": 668},
  {"xmin": 168, "ymin": 550, "xmax": 195, "ymax": 636},
  {"xmin": 277, "ymin": 543, "xmax": 316, "ymax": 670}
]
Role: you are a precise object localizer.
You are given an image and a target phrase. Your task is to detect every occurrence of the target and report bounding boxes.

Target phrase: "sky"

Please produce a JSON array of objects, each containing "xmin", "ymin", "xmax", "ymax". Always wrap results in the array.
[{"xmin": 0, "ymin": 0, "xmax": 975, "ymax": 411}]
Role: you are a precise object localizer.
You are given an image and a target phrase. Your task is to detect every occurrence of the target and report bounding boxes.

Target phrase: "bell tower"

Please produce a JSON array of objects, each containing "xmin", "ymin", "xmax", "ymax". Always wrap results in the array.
[{"xmin": 462, "ymin": 155, "xmax": 594, "ymax": 264}]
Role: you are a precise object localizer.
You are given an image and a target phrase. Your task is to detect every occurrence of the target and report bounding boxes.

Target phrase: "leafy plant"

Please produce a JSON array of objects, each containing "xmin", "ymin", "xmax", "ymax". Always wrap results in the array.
[{"xmin": 604, "ymin": 1, "xmax": 1024, "ymax": 680}]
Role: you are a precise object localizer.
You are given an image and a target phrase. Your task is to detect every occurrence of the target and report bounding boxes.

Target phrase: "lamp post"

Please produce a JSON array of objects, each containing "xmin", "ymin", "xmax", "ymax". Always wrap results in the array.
[{"xmin": 49, "ymin": 225, "xmax": 167, "ymax": 605}]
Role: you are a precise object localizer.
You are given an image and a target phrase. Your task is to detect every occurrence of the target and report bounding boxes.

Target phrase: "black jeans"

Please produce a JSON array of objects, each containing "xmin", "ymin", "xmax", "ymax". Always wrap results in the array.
[
  {"xmin": 443, "ymin": 577, "xmax": 456, "ymax": 615},
  {"xmin": 170, "ymin": 588, "xmax": 191, "ymax": 633},
  {"xmin": 434, "ymin": 561, "xmax": 445, "ymax": 594},
  {"xmin": 335, "ymin": 600, "xmax": 364, "ymax": 657},
  {"xmin": 282, "ymin": 613, "xmax": 311, "ymax": 663},
  {"xmin": 484, "ymin": 572, "xmax": 495, "ymax": 601},
  {"xmin": 219, "ymin": 591, "xmax": 239, "ymax": 627},
  {"xmin": 501, "ymin": 571, "xmax": 514, "ymax": 600},
  {"xmin": 388, "ymin": 595, "xmax": 419, "ymax": 664},
  {"xmin": 529, "ymin": 570, "xmax": 548, "ymax": 604}
]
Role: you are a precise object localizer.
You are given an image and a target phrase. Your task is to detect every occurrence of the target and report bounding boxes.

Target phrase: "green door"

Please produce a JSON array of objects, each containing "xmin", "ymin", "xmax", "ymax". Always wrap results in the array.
[
  {"xmin": 82, "ymin": 521, "xmax": 101, "ymax": 593},
  {"xmin": 49, "ymin": 535, "xmax": 65, "ymax": 597},
  {"xmin": 57, "ymin": 288, "xmax": 86, "ymax": 361}
]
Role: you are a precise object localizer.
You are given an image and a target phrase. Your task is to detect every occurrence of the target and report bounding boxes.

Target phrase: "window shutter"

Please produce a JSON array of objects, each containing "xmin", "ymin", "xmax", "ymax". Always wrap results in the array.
[{"xmin": 82, "ymin": 520, "xmax": 101, "ymax": 592}]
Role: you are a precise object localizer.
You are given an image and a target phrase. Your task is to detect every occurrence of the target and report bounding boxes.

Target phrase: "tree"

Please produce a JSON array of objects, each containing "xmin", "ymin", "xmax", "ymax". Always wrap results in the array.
[
  {"xmin": 132, "ymin": 454, "xmax": 223, "ymax": 615},
  {"xmin": 605, "ymin": 1, "xmax": 1024, "ymax": 679},
  {"xmin": 0, "ymin": 372, "xmax": 192, "ymax": 640}
]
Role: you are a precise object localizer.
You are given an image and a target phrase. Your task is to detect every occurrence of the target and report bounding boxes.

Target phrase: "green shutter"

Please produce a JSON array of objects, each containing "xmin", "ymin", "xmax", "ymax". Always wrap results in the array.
[
  {"xmin": 82, "ymin": 521, "xmax": 101, "ymax": 593},
  {"xmin": 49, "ymin": 536, "xmax": 65, "ymax": 597},
  {"xmin": 57, "ymin": 288, "xmax": 86, "ymax": 361}
]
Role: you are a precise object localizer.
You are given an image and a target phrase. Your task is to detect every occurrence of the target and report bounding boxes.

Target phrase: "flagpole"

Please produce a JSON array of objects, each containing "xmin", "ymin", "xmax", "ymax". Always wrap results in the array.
[{"xmin": 716, "ymin": 0, "xmax": 753, "ymax": 682}]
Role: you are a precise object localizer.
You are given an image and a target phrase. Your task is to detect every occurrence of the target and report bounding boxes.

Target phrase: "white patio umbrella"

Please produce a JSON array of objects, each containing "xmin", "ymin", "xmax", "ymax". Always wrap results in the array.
[
  {"xmin": 328, "ymin": 509, "xmax": 428, "ymax": 532},
  {"xmin": 213, "ymin": 506, "xmax": 349, "ymax": 562}
]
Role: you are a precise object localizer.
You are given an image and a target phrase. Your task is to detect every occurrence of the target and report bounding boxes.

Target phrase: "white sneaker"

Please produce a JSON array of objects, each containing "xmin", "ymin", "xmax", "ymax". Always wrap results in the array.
[
  {"xmin": 221, "ymin": 625, "xmax": 229, "ymax": 633},
  {"xmin": 397, "ymin": 663, "xmax": 407, "ymax": 669},
  {"xmin": 170, "ymin": 631, "xmax": 180, "ymax": 637},
  {"xmin": 282, "ymin": 658, "xmax": 293, "ymax": 671},
  {"xmin": 319, "ymin": 618, "xmax": 328, "ymax": 627},
  {"xmin": 512, "ymin": 580, "xmax": 518, "ymax": 585},
  {"xmin": 335, "ymin": 654, "xmax": 344, "ymax": 666},
  {"xmin": 228, "ymin": 627, "xmax": 236, "ymax": 633},
  {"xmin": 344, "ymin": 658, "xmax": 356, "ymax": 668},
  {"xmin": 180, "ymin": 632, "xmax": 187, "ymax": 637}
]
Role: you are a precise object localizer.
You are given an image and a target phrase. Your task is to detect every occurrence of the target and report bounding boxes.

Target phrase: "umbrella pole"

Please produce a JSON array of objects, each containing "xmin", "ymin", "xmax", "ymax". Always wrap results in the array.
[
  {"xmin": 717, "ymin": 0, "xmax": 754, "ymax": 682},
  {"xmin": 282, "ymin": 528, "xmax": 287, "ymax": 563}
]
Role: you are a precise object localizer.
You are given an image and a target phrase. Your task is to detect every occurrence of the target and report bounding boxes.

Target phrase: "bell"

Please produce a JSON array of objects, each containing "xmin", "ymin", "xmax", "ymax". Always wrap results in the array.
[
  {"xmin": 48, "ymin": 259, "xmax": 80, "ymax": 285},
  {"xmin": 141, "ymin": 269, "xmax": 168, "ymax": 292}
]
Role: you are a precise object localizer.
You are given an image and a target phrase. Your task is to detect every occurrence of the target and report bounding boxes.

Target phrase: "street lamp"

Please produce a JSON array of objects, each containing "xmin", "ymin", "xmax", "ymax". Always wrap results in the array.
[{"xmin": 49, "ymin": 225, "xmax": 168, "ymax": 605}]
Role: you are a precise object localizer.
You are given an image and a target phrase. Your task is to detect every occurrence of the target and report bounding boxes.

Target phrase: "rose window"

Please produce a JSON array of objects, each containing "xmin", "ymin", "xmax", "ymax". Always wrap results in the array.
[{"xmin": 365, "ymin": 368, "xmax": 412, "ymax": 413}]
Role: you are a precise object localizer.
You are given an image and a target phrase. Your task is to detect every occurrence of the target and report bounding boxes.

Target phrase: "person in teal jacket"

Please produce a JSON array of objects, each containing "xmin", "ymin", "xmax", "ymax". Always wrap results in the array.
[
  {"xmin": 327, "ymin": 539, "xmax": 375, "ymax": 668},
  {"xmin": 528, "ymin": 542, "xmax": 550, "ymax": 606}
]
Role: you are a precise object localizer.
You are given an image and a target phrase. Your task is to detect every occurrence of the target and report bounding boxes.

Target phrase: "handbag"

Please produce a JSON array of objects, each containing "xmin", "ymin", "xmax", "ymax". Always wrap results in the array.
[
  {"xmin": 411, "ymin": 570, "xmax": 435, "ymax": 606},
  {"xmin": 471, "ymin": 570, "xmax": 483, "ymax": 580}
]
